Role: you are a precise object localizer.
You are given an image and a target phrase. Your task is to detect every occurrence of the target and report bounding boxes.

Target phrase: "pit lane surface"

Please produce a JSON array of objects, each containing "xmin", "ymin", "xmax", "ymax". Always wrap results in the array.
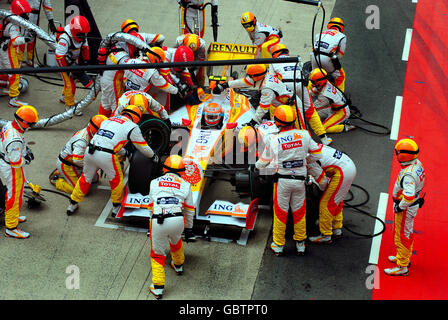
[{"xmin": 0, "ymin": 0, "xmax": 415, "ymax": 301}]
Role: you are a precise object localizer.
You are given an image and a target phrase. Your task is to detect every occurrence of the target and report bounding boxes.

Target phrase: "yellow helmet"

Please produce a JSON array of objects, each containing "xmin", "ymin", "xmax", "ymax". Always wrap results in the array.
[
  {"xmin": 328, "ymin": 17, "xmax": 344, "ymax": 32},
  {"xmin": 270, "ymin": 43, "xmax": 289, "ymax": 58},
  {"xmin": 394, "ymin": 138, "xmax": 419, "ymax": 164},
  {"xmin": 238, "ymin": 125, "xmax": 258, "ymax": 150},
  {"xmin": 162, "ymin": 155, "xmax": 185, "ymax": 174},
  {"xmin": 145, "ymin": 46, "xmax": 165, "ymax": 64},
  {"xmin": 246, "ymin": 64, "xmax": 267, "ymax": 82},
  {"xmin": 274, "ymin": 105, "xmax": 296, "ymax": 127},
  {"xmin": 121, "ymin": 105, "xmax": 142, "ymax": 123},
  {"xmin": 15, "ymin": 105, "xmax": 39, "ymax": 129},
  {"xmin": 241, "ymin": 11, "xmax": 256, "ymax": 32},
  {"xmin": 121, "ymin": 19, "xmax": 139, "ymax": 33},
  {"xmin": 129, "ymin": 93, "xmax": 149, "ymax": 113},
  {"xmin": 88, "ymin": 114, "xmax": 107, "ymax": 135},
  {"xmin": 307, "ymin": 68, "xmax": 328, "ymax": 91},
  {"xmin": 183, "ymin": 33, "xmax": 200, "ymax": 52}
]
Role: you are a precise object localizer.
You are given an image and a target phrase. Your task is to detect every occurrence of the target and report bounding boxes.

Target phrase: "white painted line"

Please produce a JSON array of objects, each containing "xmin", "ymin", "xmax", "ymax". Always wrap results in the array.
[
  {"xmin": 368, "ymin": 193, "xmax": 389, "ymax": 265},
  {"xmin": 402, "ymin": 28, "xmax": 413, "ymax": 61},
  {"xmin": 94, "ymin": 166, "xmax": 129, "ymax": 230},
  {"xmin": 412, "ymin": 0, "xmax": 417, "ymax": 3},
  {"xmin": 390, "ymin": 96, "xmax": 402, "ymax": 141}
]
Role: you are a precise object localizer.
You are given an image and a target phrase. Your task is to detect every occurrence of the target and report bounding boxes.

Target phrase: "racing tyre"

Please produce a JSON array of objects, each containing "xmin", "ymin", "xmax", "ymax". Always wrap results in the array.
[
  {"xmin": 138, "ymin": 114, "xmax": 171, "ymax": 155},
  {"xmin": 127, "ymin": 149, "xmax": 161, "ymax": 195},
  {"xmin": 302, "ymin": 61, "xmax": 312, "ymax": 83}
]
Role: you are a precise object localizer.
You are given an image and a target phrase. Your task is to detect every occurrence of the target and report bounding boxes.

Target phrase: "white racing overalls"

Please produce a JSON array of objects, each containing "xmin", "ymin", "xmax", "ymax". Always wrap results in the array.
[
  {"xmin": 256, "ymin": 128, "xmax": 322, "ymax": 246},
  {"xmin": 112, "ymin": 90, "xmax": 169, "ymax": 120},
  {"xmin": 311, "ymin": 81, "xmax": 350, "ymax": 133},
  {"xmin": 148, "ymin": 172, "xmax": 195, "ymax": 289},
  {"xmin": 0, "ymin": 121, "xmax": 29, "ymax": 230},
  {"xmin": 247, "ymin": 21, "xmax": 282, "ymax": 59},
  {"xmin": 311, "ymin": 28, "xmax": 346, "ymax": 91},
  {"xmin": 178, "ymin": 0, "xmax": 205, "ymax": 37},
  {"xmin": 55, "ymin": 25, "xmax": 90, "ymax": 107},
  {"xmin": 228, "ymin": 74, "xmax": 326, "ymax": 137},
  {"xmin": 70, "ymin": 115, "xmax": 155, "ymax": 207},
  {"xmin": 55, "ymin": 127, "xmax": 91, "ymax": 194},
  {"xmin": 392, "ymin": 159, "xmax": 425, "ymax": 267},
  {"xmin": 307, "ymin": 145, "xmax": 357, "ymax": 236},
  {"xmin": 99, "ymin": 32, "xmax": 165, "ymax": 116},
  {"xmin": 0, "ymin": 18, "xmax": 27, "ymax": 98}
]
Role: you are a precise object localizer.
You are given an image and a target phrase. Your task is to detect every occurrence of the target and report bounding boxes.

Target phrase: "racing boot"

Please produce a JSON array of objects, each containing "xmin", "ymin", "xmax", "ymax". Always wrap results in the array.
[
  {"xmin": 111, "ymin": 204, "xmax": 121, "ymax": 218},
  {"xmin": 270, "ymin": 242, "xmax": 284, "ymax": 256},
  {"xmin": 333, "ymin": 228, "xmax": 343, "ymax": 239},
  {"xmin": 384, "ymin": 265, "xmax": 409, "ymax": 276},
  {"xmin": 49, "ymin": 169, "xmax": 60, "ymax": 186},
  {"xmin": 388, "ymin": 256, "xmax": 411, "ymax": 267},
  {"xmin": 319, "ymin": 134, "xmax": 333, "ymax": 146},
  {"xmin": 296, "ymin": 240, "xmax": 306, "ymax": 256},
  {"xmin": 5, "ymin": 227, "xmax": 30, "ymax": 239},
  {"xmin": 170, "ymin": 261, "xmax": 184, "ymax": 276},
  {"xmin": 67, "ymin": 200, "xmax": 79, "ymax": 216},
  {"xmin": 309, "ymin": 234, "xmax": 332, "ymax": 244},
  {"xmin": 344, "ymin": 121, "xmax": 356, "ymax": 132},
  {"xmin": 9, "ymin": 97, "xmax": 29, "ymax": 108},
  {"xmin": 18, "ymin": 216, "xmax": 27, "ymax": 223},
  {"xmin": 149, "ymin": 283, "xmax": 164, "ymax": 299}
]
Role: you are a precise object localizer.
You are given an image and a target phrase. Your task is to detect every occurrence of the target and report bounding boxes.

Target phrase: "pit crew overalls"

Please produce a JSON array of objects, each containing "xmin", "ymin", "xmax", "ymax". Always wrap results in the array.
[
  {"xmin": 0, "ymin": 18, "xmax": 27, "ymax": 98},
  {"xmin": 148, "ymin": 172, "xmax": 195, "ymax": 289},
  {"xmin": 392, "ymin": 159, "xmax": 425, "ymax": 267},
  {"xmin": 0, "ymin": 121, "xmax": 28, "ymax": 230},
  {"xmin": 247, "ymin": 21, "xmax": 282, "ymax": 59},
  {"xmin": 311, "ymin": 81, "xmax": 350, "ymax": 133},
  {"xmin": 112, "ymin": 90, "xmax": 169, "ymax": 120},
  {"xmin": 255, "ymin": 128, "xmax": 322, "ymax": 246},
  {"xmin": 55, "ymin": 25, "xmax": 90, "ymax": 108},
  {"xmin": 20, "ymin": 0, "xmax": 54, "ymax": 63},
  {"xmin": 55, "ymin": 127, "xmax": 91, "ymax": 194},
  {"xmin": 99, "ymin": 32, "xmax": 165, "ymax": 117},
  {"xmin": 178, "ymin": 0, "xmax": 205, "ymax": 38},
  {"xmin": 228, "ymin": 73, "xmax": 326, "ymax": 137},
  {"xmin": 70, "ymin": 115, "xmax": 155, "ymax": 207},
  {"xmin": 311, "ymin": 29, "xmax": 346, "ymax": 91},
  {"xmin": 307, "ymin": 145, "xmax": 357, "ymax": 236}
]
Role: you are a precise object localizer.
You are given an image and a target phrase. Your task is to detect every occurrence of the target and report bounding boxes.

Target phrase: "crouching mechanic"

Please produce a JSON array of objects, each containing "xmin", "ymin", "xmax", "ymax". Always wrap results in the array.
[
  {"xmin": 50, "ymin": 115, "xmax": 107, "ymax": 194},
  {"xmin": 384, "ymin": 138, "xmax": 425, "ymax": 276},
  {"xmin": 308, "ymin": 68, "xmax": 355, "ymax": 133},
  {"xmin": 67, "ymin": 105, "xmax": 158, "ymax": 216},
  {"xmin": 112, "ymin": 91, "xmax": 170, "ymax": 128},
  {"xmin": 148, "ymin": 155, "xmax": 195, "ymax": 299},
  {"xmin": 255, "ymin": 105, "xmax": 323, "ymax": 256},
  {"xmin": 306, "ymin": 144, "xmax": 357, "ymax": 243},
  {"xmin": 0, "ymin": 105, "xmax": 38, "ymax": 239}
]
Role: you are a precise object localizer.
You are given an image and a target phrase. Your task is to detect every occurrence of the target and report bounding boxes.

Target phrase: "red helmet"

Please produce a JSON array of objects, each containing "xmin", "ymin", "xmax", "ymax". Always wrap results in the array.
[
  {"xmin": 11, "ymin": 0, "xmax": 31, "ymax": 16},
  {"xmin": 173, "ymin": 46, "xmax": 194, "ymax": 72},
  {"xmin": 69, "ymin": 16, "xmax": 90, "ymax": 42}
]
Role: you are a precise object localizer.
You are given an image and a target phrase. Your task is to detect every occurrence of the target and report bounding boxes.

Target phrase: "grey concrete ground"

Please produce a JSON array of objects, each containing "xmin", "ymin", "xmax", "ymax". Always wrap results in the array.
[
  {"xmin": 0, "ymin": 0, "xmax": 417, "ymax": 303},
  {"xmin": 0, "ymin": 0, "xmax": 340, "ymax": 300}
]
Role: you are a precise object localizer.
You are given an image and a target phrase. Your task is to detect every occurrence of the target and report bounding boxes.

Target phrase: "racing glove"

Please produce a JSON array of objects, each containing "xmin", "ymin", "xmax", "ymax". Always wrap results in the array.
[
  {"xmin": 24, "ymin": 146, "xmax": 34, "ymax": 165},
  {"xmin": 48, "ymin": 19, "xmax": 57, "ymax": 33},
  {"xmin": 393, "ymin": 199, "xmax": 403, "ymax": 213},
  {"xmin": 163, "ymin": 118, "xmax": 172, "ymax": 128},
  {"xmin": 183, "ymin": 228, "xmax": 196, "ymax": 243}
]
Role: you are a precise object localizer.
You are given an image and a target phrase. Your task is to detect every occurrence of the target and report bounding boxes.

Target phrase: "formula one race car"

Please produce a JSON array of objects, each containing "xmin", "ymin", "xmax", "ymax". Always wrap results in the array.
[{"xmin": 115, "ymin": 42, "xmax": 273, "ymax": 244}]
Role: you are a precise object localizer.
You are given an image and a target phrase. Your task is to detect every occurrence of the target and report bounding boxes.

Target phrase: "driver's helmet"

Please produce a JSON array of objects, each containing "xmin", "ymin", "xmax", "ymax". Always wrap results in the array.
[{"xmin": 202, "ymin": 102, "xmax": 223, "ymax": 127}]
